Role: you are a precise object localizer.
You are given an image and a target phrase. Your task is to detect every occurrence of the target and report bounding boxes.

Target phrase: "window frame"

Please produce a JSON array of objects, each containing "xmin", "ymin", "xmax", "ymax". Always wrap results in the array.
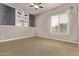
[{"xmin": 50, "ymin": 12, "xmax": 69, "ymax": 34}]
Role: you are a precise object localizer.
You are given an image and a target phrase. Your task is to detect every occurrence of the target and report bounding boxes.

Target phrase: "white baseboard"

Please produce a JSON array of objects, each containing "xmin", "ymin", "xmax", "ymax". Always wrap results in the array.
[
  {"xmin": 37, "ymin": 35, "xmax": 77, "ymax": 44},
  {"xmin": 0, "ymin": 34, "xmax": 77, "ymax": 44},
  {"xmin": 0, "ymin": 35, "xmax": 34, "ymax": 43}
]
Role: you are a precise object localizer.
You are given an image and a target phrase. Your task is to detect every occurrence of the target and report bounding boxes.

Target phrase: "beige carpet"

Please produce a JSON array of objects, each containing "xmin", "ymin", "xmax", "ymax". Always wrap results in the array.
[{"xmin": 0, "ymin": 37, "xmax": 79, "ymax": 56}]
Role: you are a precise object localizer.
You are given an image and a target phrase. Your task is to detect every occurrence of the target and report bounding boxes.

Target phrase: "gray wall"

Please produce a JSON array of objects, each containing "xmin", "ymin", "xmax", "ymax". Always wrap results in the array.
[
  {"xmin": 0, "ymin": 25, "xmax": 35, "ymax": 42},
  {"xmin": 36, "ymin": 4, "xmax": 78, "ymax": 43},
  {"xmin": 0, "ymin": 4, "xmax": 35, "ymax": 42}
]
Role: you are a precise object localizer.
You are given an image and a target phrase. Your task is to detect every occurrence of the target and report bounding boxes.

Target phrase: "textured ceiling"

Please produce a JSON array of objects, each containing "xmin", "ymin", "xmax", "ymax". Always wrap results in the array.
[{"xmin": 4, "ymin": 3, "xmax": 64, "ymax": 15}]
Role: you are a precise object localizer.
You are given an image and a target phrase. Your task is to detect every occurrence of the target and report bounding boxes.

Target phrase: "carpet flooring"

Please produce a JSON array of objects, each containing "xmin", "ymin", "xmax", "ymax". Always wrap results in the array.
[{"xmin": 0, "ymin": 37, "xmax": 79, "ymax": 56}]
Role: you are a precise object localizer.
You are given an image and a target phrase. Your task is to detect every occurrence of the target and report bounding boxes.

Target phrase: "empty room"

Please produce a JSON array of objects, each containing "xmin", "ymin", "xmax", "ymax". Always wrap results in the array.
[{"xmin": 0, "ymin": 3, "xmax": 79, "ymax": 56}]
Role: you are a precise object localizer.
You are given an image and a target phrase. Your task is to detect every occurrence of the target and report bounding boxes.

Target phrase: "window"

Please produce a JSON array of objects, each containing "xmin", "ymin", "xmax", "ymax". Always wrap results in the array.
[
  {"xmin": 15, "ymin": 10, "xmax": 29, "ymax": 27},
  {"xmin": 16, "ymin": 20, "xmax": 29, "ymax": 27},
  {"xmin": 51, "ymin": 15, "xmax": 59, "ymax": 33},
  {"xmin": 51, "ymin": 12, "xmax": 69, "ymax": 34}
]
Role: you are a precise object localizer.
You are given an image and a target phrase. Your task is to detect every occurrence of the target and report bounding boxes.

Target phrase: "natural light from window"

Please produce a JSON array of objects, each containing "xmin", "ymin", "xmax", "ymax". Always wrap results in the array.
[{"xmin": 51, "ymin": 12, "xmax": 69, "ymax": 34}]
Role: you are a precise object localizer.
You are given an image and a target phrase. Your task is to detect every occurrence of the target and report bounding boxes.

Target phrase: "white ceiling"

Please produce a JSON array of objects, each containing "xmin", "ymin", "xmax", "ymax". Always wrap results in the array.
[{"xmin": 4, "ymin": 3, "xmax": 64, "ymax": 15}]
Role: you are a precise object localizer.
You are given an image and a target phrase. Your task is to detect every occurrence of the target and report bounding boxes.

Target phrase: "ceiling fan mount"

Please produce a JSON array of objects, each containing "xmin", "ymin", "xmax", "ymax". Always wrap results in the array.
[
  {"xmin": 33, "ymin": 3, "xmax": 42, "ymax": 5},
  {"xmin": 29, "ymin": 3, "xmax": 44, "ymax": 10}
]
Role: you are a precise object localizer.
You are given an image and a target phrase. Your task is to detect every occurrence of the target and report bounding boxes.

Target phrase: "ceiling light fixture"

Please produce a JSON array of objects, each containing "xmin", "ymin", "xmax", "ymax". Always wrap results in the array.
[{"xmin": 29, "ymin": 3, "xmax": 44, "ymax": 10}]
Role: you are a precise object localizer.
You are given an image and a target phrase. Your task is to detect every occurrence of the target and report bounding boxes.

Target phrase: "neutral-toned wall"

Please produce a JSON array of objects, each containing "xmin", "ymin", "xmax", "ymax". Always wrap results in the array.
[
  {"xmin": 0, "ymin": 25, "xmax": 35, "ymax": 42},
  {"xmin": 35, "ymin": 4, "xmax": 78, "ymax": 43}
]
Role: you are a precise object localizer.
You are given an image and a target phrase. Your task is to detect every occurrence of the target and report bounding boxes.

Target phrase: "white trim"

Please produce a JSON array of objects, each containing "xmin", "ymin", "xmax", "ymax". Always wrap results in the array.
[
  {"xmin": 0, "ymin": 34, "xmax": 77, "ymax": 44},
  {"xmin": 37, "ymin": 35, "xmax": 77, "ymax": 44},
  {"xmin": 0, "ymin": 35, "xmax": 34, "ymax": 43}
]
